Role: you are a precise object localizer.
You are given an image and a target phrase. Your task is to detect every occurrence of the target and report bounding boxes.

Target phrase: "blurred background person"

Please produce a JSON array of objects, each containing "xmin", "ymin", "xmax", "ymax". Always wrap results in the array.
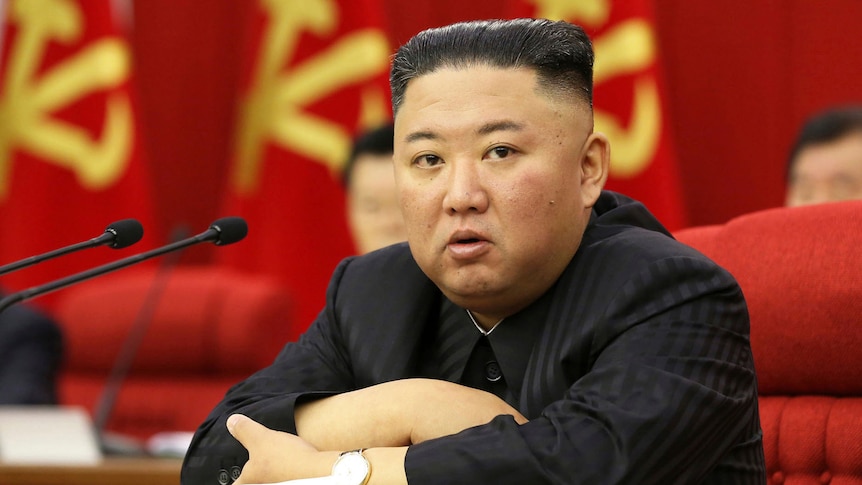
[
  {"xmin": 785, "ymin": 105, "xmax": 862, "ymax": 207},
  {"xmin": 0, "ymin": 295, "xmax": 63, "ymax": 405},
  {"xmin": 342, "ymin": 122, "xmax": 407, "ymax": 254}
]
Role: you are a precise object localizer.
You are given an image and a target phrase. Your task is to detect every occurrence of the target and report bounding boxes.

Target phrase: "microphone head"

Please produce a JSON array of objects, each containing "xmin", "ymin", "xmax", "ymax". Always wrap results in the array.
[
  {"xmin": 209, "ymin": 217, "xmax": 248, "ymax": 246},
  {"xmin": 105, "ymin": 219, "xmax": 144, "ymax": 249}
]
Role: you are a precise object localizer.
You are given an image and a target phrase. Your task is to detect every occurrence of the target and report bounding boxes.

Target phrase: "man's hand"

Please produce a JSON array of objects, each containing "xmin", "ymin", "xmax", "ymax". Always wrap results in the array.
[
  {"xmin": 227, "ymin": 414, "xmax": 409, "ymax": 485},
  {"xmin": 226, "ymin": 413, "xmax": 338, "ymax": 484}
]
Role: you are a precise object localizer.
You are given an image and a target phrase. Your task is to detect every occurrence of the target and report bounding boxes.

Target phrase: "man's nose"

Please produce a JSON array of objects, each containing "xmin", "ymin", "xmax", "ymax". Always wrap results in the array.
[{"xmin": 442, "ymin": 160, "xmax": 489, "ymax": 214}]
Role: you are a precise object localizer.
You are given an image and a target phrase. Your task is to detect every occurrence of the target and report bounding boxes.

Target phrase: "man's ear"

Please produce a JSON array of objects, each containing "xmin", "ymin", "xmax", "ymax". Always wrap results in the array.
[{"xmin": 579, "ymin": 132, "xmax": 610, "ymax": 208}]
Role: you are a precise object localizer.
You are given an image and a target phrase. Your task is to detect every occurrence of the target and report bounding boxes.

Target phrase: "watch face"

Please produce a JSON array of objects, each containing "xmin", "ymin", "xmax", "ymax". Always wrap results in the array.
[{"xmin": 332, "ymin": 452, "xmax": 370, "ymax": 485}]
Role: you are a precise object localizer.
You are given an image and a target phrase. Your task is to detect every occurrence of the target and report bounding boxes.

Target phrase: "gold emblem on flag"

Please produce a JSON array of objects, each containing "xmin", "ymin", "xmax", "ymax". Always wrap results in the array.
[
  {"xmin": 531, "ymin": 0, "xmax": 661, "ymax": 178},
  {"xmin": 0, "ymin": 0, "xmax": 133, "ymax": 199},
  {"xmin": 232, "ymin": 0, "xmax": 390, "ymax": 194}
]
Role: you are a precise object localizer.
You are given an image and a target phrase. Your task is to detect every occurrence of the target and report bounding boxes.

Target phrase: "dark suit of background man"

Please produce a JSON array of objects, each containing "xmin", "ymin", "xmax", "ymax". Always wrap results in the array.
[
  {"xmin": 182, "ymin": 18, "xmax": 765, "ymax": 484},
  {"xmin": 0, "ymin": 293, "xmax": 63, "ymax": 405}
]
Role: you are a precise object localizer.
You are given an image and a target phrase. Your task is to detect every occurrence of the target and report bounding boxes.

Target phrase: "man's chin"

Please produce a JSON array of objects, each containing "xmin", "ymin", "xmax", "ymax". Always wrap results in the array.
[{"xmin": 439, "ymin": 281, "xmax": 502, "ymax": 310}]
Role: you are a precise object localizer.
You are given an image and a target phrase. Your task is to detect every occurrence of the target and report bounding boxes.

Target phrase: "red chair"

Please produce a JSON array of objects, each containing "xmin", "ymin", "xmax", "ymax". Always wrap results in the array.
[
  {"xmin": 52, "ymin": 265, "xmax": 295, "ymax": 442},
  {"xmin": 674, "ymin": 200, "xmax": 862, "ymax": 484}
]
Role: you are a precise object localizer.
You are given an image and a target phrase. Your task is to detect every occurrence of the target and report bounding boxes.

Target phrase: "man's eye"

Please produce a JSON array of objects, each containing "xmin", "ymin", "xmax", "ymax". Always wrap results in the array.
[
  {"xmin": 414, "ymin": 154, "xmax": 442, "ymax": 168},
  {"xmin": 486, "ymin": 146, "xmax": 513, "ymax": 160}
]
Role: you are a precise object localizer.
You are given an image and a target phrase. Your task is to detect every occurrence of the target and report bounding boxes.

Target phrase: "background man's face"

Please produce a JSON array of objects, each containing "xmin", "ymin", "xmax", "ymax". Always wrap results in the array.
[
  {"xmin": 347, "ymin": 154, "xmax": 406, "ymax": 254},
  {"xmin": 786, "ymin": 131, "xmax": 862, "ymax": 207}
]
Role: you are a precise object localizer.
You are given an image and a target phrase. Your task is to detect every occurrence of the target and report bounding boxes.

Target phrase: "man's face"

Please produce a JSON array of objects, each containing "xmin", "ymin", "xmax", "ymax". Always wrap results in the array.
[
  {"xmin": 393, "ymin": 66, "xmax": 606, "ymax": 326},
  {"xmin": 347, "ymin": 153, "xmax": 407, "ymax": 254},
  {"xmin": 786, "ymin": 131, "xmax": 862, "ymax": 207}
]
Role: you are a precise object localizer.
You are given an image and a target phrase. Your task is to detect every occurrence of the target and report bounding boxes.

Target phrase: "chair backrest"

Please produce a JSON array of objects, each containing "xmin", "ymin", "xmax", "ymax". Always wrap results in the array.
[
  {"xmin": 53, "ymin": 265, "xmax": 294, "ymax": 440},
  {"xmin": 674, "ymin": 200, "xmax": 862, "ymax": 484}
]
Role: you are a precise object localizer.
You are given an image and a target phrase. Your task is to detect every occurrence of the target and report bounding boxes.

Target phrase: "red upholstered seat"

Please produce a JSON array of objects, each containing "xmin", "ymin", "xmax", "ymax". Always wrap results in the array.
[
  {"xmin": 53, "ymin": 265, "xmax": 294, "ymax": 441},
  {"xmin": 674, "ymin": 200, "xmax": 862, "ymax": 484}
]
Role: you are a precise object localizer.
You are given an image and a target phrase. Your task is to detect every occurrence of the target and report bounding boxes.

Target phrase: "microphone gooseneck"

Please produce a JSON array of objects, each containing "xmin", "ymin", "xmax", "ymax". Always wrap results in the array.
[
  {"xmin": 0, "ymin": 217, "xmax": 248, "ymax": 315},
  {"xmin": 0, "ymin": 218, "xmax": 144, "ymax": 277}
]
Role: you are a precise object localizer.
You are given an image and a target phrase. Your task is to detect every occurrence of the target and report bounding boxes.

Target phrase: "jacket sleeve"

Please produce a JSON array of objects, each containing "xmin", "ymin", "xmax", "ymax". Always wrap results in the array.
[
  {"xmin": 180, "ymin": 258, "xmax": 359, "ymax": 485},
  {"xmin": 404, "ymin": 256, "xmax": 763, "ymax": 485}
]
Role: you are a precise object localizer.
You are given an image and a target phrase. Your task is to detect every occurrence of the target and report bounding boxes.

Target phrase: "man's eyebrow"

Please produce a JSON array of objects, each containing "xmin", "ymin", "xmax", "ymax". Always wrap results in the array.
[
  {"xmin": 477, "ymin": 120, "xmax": 524, "ymax": 136},
  {"xmin": 404, "ymin": 130, "xmax": 438, "ymax": 144}
]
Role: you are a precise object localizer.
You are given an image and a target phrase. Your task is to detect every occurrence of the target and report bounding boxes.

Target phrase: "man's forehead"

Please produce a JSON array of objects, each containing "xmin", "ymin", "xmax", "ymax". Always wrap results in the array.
[
  {"xmin": 400, "ymin": 120, "xmax": 526, "ymax": 143},
  {"xmin": 394, "ymin": 66, "xmax": 589, "ymax": 130}
]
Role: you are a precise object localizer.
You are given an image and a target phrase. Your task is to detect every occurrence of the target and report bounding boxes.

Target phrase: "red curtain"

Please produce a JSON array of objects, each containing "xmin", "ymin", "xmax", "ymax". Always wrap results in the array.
[
  {"xmin": 5, "ymin": 0, "xmax": 849, "ymax": 301},
  {"xmin": 0, "ymin": 0, "xmax": 158, "ymax": 311},
  {"xmin": 216, "ymin": 0, "xmax": 392, "ymax": 333}
]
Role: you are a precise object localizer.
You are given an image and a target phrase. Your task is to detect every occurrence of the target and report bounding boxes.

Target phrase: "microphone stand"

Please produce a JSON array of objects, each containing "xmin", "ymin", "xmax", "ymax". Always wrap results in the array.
[{"xmin": 94, "ymin": 226, "xmax": 190, "ymax": 456}]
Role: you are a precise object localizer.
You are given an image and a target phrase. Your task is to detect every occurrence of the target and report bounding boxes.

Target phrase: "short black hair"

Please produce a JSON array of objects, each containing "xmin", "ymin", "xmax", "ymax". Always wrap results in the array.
[
  {"xmin": 787, "ymin": 105, "xmax": 862, "ymax": 179},
  {"xmin": 390, "ymin": 18, "xmax": 594, "ymax": 116},
  {"xmin": 342, "ymin": 122, "xmax": 395, "ymax": 188}
]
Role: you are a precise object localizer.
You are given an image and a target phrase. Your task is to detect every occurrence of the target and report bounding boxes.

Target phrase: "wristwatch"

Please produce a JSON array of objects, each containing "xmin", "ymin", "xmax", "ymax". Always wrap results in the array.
[
  {"xmin": 331, "ymin": 450, "xmax": 371, "ymax": 485},
  {"xmin": 246, "ymin": 449, "xmax": 371, "ymax": 485}
]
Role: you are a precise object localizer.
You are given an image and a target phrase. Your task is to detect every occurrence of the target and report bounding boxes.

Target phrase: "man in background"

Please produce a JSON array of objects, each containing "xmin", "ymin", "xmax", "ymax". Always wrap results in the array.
[
  {"xmin": 786, "ymin": 105, "xmax": 862, "ymax": 207},
  {"xmin": 343, "ymin": 122, "xmax": 407, "ymax": 254},
  {"xmin": 0, "ymin": 296, "xmax": 63, "ymax": 404}
]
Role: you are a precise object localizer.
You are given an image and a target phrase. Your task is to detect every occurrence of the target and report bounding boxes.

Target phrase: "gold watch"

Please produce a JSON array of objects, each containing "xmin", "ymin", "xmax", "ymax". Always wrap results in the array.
[
  {"xmin": 332, "ymin": 449, "xmax": 371, "ymax": 485},
  {"xmin": 247, "ymin": 449, "xmax": 371, "ymax": 485}
]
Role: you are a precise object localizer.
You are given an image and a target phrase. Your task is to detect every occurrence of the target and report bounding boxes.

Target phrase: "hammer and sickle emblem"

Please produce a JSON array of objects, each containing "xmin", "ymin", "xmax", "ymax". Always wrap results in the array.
[
  {"xmin": 530, "ymin": 0, "xmax": 662, "ymax": 178},
  {"xmin": 0, "ymin": 0, "xmax": 133, "ymax": 200},
  {"xmin": 231, "ymin": 0, "xmax": 390, "ymax": 195}
]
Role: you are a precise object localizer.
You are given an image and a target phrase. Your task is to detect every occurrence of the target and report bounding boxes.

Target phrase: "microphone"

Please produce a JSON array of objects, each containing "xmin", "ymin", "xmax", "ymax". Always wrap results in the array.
[
  {"xmin": 0, "ymin": 217, "xmax": 247, "ymax": 315},
  {"xmin": 0, "ymin": 219, "xmax": 144, "ymax": 276}
]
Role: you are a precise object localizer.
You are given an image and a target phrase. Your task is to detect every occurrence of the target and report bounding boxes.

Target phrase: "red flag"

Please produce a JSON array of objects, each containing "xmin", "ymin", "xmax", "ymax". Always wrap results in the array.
[
  {"xmin": 218, "ymin": 0, "xmax": 392, "ymax": 335},
  {"xmin": 0, "ymin": 0, "xmax": 159, "ymax": 311},
  {"xmin": 508, "ymin": 0, "xmax": 687, "ymax": 230}
]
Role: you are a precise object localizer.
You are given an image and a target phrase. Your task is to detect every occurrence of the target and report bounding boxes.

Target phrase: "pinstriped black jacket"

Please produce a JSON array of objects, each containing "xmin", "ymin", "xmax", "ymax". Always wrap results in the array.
[{"xmin": 182, "ymin": 191, "xmax": 765, "ymax": 484}]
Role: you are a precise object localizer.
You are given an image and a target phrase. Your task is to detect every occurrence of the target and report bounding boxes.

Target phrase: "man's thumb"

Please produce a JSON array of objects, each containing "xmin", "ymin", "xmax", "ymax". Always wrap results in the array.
[{"xmin": 226, "ymin": 414, "xmax": 260, "ymax": 443}]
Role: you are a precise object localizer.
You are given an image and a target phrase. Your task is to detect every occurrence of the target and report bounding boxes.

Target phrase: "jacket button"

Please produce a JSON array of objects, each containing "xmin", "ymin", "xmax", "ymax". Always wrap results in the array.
[
  {"xmin": 218, "ymin": 468, "xmax": 230, "ymax": 485},
  {"xmin": 485, "ymin": 361, "xmax": 502, "ymax": 382}
]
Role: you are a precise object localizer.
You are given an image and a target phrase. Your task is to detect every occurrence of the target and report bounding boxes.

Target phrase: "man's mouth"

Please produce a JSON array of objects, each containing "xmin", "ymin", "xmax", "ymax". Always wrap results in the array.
[
  {"xmin": 448, "ymin": 229, "xmax": 487, "ymax": 245},
  {"xmin": 446, "ymin": 231, "xmax": 491, "ymax": 259}
]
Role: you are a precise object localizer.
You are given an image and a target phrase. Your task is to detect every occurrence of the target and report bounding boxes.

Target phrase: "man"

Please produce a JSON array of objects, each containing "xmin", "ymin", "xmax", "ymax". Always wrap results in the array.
[
  {"xmin": 0, "ymin": 295, "xmax": 63, "ymax": 405},
  {"xmin": 785, "ymin": 105, "xmax": 862, "ymax": 207},
  {"xmin": 343, "ymin": 122, "xmax": 407, "ymax": 254},
  {"xmin": 182, "ymin": 19, "xmax": 764, "ymax": 484}
]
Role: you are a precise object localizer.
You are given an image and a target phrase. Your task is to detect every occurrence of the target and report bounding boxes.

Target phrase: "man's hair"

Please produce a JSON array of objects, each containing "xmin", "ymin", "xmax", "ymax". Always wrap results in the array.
[
  {"xmin": 787, "ymin": 105, "xmax": 862, "ymax": 179},
  {"xmin": 390, "ymin": 18, "xmax": 594, "ymax": 115},
  {"xmin": 342, "ymin": 122, "xmax": 395, "ymax": 188}
]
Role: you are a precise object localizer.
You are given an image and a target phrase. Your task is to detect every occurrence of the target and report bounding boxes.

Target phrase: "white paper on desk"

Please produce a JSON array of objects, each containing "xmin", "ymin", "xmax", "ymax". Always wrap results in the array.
[{"xmin": 0, "ymin": 406, "xmax": 102, "ymax": 465}]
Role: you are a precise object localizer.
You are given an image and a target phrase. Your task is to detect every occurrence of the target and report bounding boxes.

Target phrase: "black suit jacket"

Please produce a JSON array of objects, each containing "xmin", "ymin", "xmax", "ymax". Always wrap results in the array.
[
  {"xmin": 182, "ymin": 192, "xmax": 765, "ymax": 484},
  {"xmin": 0, "ymin": 297, "xmax": 63, "ymax": 405}
]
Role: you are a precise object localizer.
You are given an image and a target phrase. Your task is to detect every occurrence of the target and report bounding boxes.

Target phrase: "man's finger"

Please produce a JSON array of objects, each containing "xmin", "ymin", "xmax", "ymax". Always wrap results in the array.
[{"xmin": 226, "ymin": 413, "xmax": 265, "ymax": 446}]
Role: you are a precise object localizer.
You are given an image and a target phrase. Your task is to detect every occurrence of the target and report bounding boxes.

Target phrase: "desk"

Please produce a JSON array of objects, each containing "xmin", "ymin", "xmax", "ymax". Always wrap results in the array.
[{"xmin": 0, "ymin": 457, "xmax": 182, "ymax": 485}]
